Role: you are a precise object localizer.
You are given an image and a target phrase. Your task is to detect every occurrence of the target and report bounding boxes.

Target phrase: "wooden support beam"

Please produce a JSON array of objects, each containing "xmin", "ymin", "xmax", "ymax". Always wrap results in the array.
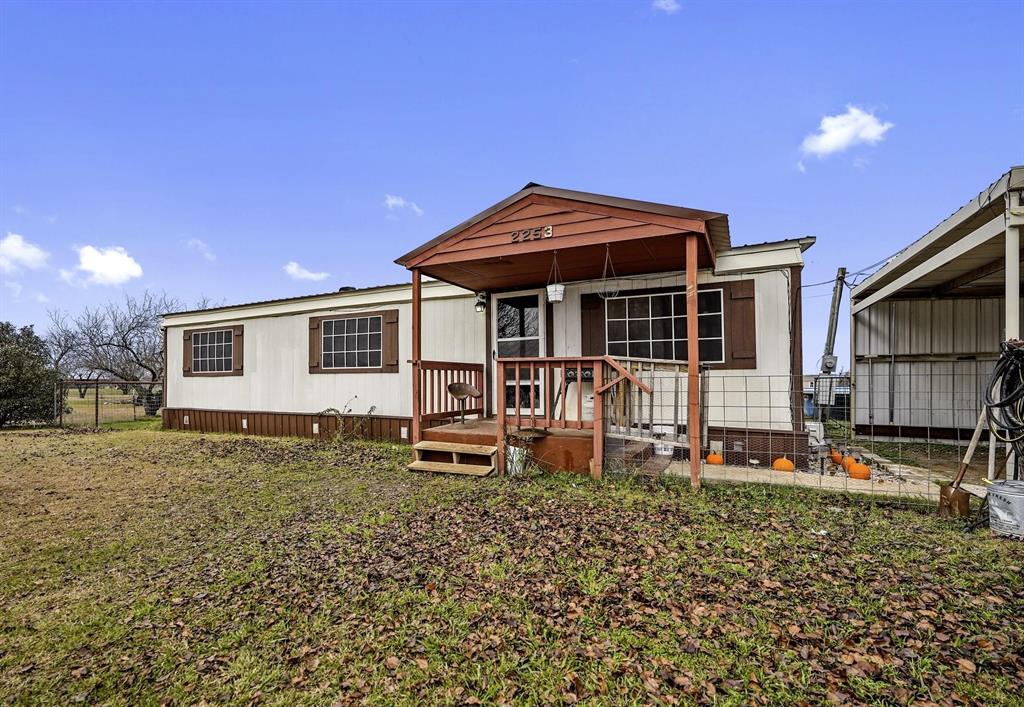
[
  {"xmin": 592, "ymin": 362, "xmax": 603, "ymax": 480},
  {"xmin": 496, "ymin": 360, "xmax": 506, "ymax": 475},
  {"xmin": 411, "ymin": 268, "xmax": 422, "ymax": 445},
  {"xmin": 685, "ymin": 235, "xmax": 701, "ymax": 489}
]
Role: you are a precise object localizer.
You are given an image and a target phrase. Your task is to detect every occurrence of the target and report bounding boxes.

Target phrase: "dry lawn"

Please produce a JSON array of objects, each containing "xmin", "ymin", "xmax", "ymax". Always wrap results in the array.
[{"xmin": 1, "ymin": 428, "xmax": 1023, "ymax": 706}]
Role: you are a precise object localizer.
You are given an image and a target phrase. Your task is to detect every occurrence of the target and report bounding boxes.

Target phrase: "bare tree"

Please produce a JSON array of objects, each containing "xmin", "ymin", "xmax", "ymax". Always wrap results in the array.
[
  {"xmin": 49, "ymin": 290, "xmax": 214, "ymax": 384},
  {"xmin": 45, "ymin": 311, "xmax": 98, "ymax": 397}
]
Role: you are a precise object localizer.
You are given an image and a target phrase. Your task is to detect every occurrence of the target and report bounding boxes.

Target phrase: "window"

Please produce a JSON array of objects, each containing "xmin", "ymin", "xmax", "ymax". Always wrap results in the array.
[
  {"xmin": 308, "ymin": 310, "xmax": 399, "ymax": 374},
  {"xmin": 321, "ymin": 315, "xmax": 383, "ymax": 369},
  {"xmin": 605, "ymin": 289, "xmax": 725, "ymax": 363},
  {"xmin": 183, "ymin": 326, "xmax": 243, "ymax": 376},
  {"xmin": 495, "ymin": 295, "xmax": 540, "ymax": 358}
]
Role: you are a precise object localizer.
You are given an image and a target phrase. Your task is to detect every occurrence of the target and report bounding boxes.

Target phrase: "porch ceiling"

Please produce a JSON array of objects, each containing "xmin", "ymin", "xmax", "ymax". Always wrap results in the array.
[
  {"xmin": 419, "ymin": 233, "xmax": 714, "ymax": 293},
  {"xmin": 396, "ymin": 184, "xmax": 725, "ymax": 293}
]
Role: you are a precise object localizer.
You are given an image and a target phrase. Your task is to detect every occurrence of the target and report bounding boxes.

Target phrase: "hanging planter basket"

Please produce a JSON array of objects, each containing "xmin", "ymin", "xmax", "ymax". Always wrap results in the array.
[
  {"xmin": 597, "ymin": 244, "xmax": 619, "ymax": 299},
  {"xmin": 546, "ymin": 251, "xmax": 565, "ymax": 303}
]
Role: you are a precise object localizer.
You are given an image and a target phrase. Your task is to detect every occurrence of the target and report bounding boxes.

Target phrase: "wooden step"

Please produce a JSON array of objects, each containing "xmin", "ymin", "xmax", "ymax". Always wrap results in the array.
[
  {"xmin": 408, "ymin": 460, "xmax": 494, "ymax": 476},
  {"xmin": 413, "ymin": 440, "xmax": 497, "ymax": 456}
]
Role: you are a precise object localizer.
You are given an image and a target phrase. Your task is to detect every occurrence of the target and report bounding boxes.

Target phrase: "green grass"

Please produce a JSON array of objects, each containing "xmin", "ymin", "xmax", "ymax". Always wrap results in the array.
[
  {"xmin": 100, "ymin": 417, "xmax": 162, "ymax": 431},
  {"xmin": 1, "ymin": 429, "xmax": 1022, "ymax": 705}
]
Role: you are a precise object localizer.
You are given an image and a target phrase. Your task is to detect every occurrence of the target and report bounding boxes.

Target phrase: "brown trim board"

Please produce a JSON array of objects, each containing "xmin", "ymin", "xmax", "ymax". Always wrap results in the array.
[{"xmin": 162, "ymin": 407, "xmax": 413, "ymax": 443}]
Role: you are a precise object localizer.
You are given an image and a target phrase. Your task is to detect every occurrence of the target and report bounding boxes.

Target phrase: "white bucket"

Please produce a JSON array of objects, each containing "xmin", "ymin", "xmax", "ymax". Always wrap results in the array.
[
  {"xmin": 546, "ymin": 284, "xmax": 565, "ymax": 303},
  {"xmin": 989, "ymin": 481, "xmax": 1024, "ymax": 539},
  {"xmin": 506, "ymin": 445, "xmax": 528, "ymax": 475}
]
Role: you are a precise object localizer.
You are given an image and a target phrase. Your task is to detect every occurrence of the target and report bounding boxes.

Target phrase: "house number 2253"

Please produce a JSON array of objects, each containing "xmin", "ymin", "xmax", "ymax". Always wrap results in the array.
[{"xmin": 510, "ymin": 225, "xmax": 553, "ymax": 242}]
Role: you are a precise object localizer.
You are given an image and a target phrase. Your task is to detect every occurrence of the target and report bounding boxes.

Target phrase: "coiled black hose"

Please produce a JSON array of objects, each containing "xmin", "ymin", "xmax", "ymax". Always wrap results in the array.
[{"xmin": 985, "ymin": 340, "xmax": 1024, "ymax": 479}]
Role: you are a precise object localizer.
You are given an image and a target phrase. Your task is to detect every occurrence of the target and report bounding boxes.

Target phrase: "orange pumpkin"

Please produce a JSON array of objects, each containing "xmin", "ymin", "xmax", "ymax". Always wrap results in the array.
[
  {"xmin": 706, "ymin": 452, "xmax": 724, "ymax": 465},
  {"xmin": 847, "ymin": 462, "xmax": 871, "ymax": 480},
  {"xmin": 829, "ymin": 449, "xmax": 843, "ymax": 465},
  {"xmin": 772, "ymin": 457, "xmax": 796, "ymax": 472},
  {"xmin": 841, "ymin": 455, "xmax": 856, "ymax": 471}
]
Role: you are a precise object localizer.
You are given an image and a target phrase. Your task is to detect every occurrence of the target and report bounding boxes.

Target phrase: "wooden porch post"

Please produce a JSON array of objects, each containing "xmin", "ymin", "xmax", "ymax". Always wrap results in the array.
[
  {"xmin": 411, "ymin": 268, "xmax": 422, "ymax": 445},
  {"xmin": 496, "ymin": 360, "xmax": 506, "ymax": 475},
  {"xmin": 592, "ymin": 360, "xmax": 604, "ymax": 480},
  {"xmin": 685, "ymin": 235, "xmax": 702, "ymax": 489}
]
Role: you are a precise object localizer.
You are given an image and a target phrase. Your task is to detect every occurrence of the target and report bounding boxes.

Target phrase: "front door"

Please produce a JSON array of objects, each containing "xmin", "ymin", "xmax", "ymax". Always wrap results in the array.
[{"xmin": 494, "ymin": 293, "xmax": 545, "ymax": 416}]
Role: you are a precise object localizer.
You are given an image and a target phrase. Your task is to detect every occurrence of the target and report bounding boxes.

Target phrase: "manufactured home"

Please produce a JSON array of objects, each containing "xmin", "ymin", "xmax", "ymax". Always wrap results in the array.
[{"xmin": 162, "ymin": 184, "xmax": 814, "ymax": 482}]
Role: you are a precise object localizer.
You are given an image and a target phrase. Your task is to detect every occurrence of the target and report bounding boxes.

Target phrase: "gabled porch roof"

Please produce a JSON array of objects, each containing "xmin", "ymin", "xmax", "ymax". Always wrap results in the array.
[{"xmin": 395, "ymin": 183, "xmax": 730, "ymax": 292}]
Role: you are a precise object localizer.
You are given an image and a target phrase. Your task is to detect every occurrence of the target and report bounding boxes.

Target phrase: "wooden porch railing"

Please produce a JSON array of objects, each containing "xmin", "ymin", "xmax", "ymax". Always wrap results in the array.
[
  {"xmin": 496, "ymin": 356, "xmax": 651, "ymax": 478},
  {"xmin": 418, "ymin": 360, "xmax": 485, "ymax": 422}
]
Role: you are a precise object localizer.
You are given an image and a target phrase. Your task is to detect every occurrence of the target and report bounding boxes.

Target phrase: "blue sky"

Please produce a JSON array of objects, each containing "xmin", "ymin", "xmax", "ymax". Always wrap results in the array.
[{"xmin": 1, "ymin": 0, "xmax": 1021, "ymax": 371}]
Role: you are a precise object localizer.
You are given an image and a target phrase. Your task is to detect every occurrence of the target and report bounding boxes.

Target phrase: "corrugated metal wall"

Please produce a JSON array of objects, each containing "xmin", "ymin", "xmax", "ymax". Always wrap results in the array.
[{"xmin": 852, "ymin": 296, "xmax": 1021, "ymax": 432}]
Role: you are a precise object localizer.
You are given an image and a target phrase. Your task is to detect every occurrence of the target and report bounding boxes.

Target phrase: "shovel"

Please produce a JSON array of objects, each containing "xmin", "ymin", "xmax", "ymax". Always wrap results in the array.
[{"xmin": 938, "ymin": 410, "xmax": 986, "ymax": 518}]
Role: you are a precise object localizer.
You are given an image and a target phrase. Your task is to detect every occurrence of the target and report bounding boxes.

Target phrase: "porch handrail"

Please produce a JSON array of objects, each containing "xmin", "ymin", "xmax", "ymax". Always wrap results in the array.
[
  {"xmin": 417, "ymin": 360, "xmax": 485, "ymax": 422},
  {"xmin": 597, "ymin": 356, "xmax": 653, "ymax": 395},
  {"xmin": 496, "ymin": 356, "xmax": 605, "ymax": 479}
]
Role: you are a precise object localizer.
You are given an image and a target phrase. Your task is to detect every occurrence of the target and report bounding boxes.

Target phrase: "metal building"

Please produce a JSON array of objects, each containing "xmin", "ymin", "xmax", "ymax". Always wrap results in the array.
[{"xmin": 850, "ymin": 166, "xmax": 1023, "ymax": 440}]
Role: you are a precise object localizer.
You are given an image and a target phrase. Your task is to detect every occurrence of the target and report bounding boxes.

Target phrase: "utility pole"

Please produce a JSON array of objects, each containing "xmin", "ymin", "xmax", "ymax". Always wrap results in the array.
[
  {"xmin": 816, "ymin": 267, "xmax": 846, "ymax": 425},
  {"xmin": 821, "ymin": 266, "xmax": 846, "ymax": 376}
]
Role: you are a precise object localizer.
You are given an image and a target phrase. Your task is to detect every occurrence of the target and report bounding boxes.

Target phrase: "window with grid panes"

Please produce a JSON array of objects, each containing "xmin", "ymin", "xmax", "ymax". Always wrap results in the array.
[
  {"xmin": 191, "ymin": 329, "xmax": 233, "ymax": 373},
  {"xmin": 605, "ymin": 290, "xmax": 724, "ymax": 363},
  {"xmin": 321, "ymin": 315, "xmax": 383, "ymax": 369}
]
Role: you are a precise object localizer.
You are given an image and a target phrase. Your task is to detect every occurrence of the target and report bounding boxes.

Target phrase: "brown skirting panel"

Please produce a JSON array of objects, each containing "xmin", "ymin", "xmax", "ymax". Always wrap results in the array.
[
  {"xmin": 706, "ymin": 425, "xmax": 811, "ymax": 470},
  {"xmin": 162, "ymin": 407, "xmax": 412, "ymax": 443}
]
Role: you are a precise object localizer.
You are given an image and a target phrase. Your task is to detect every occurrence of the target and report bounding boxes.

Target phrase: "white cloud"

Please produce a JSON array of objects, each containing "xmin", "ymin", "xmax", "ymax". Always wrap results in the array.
[
  {"xmin": 63, "ymin": 245, "xmax": 144, "ymax": 286},
  {"xmin": 284, "ymin": 261, "xmax": 329, "ymax": 282},
  {"xmin": 652, "ymin": 0, "xmax": 681, "ymax": 13},
  {"xmin": 382, "ymin": 194, "xmax": 423, "ymax": 216},
  {"xmin": 34, "ymin": 292, "xmax": 50, "ymax": 303},
  {"xmin": 2, "ymin": 280, "xmax": 23, "ymax": 300},
  {"xmin": 185, "ymin": 238, "xmax": 216, "ymax": 262},
  {"xmin": 11, "ymin": 204, "xmax": 31, "ymax": 216},
  {"xmin": 801, "ymin": 105, "xmax": 893, "ymax": 158},
  {"xmin": 0, "ymin": 233, "xmax": 50, "ymax": 273}
]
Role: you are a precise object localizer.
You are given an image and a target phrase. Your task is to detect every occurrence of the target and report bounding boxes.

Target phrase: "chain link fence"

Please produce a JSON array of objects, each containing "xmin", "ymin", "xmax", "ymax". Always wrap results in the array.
[{"xmin": 56, "ymin": 379, "xmax": 163, "ymax": 428}]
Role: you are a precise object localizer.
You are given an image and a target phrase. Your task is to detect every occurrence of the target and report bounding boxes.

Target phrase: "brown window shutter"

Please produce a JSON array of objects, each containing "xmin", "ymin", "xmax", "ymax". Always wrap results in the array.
[
  {"xmin": 308, "ymin": 318, "xmax": 321, "ymax": 372},
  {"xmin": 182, "ymin": 331, "xmax": 192, "ymax": 374},
  {"xmin": 232, "ymin": 325, "xmax": 244, "ymax": 372},
  {"xmin": 580, "ymin": 294, "xmax": 606, "ymax": 356},
  {"xmin": 382, "ymin": 309, "xmax": 399, "ymax": 373},
  {"xmin": 725, "ymin": 279, "xmax": 756, "ymax": 369}
]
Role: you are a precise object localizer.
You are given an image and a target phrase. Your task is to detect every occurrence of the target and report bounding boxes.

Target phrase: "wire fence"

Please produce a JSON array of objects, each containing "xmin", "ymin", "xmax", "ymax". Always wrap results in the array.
[
  {"xmin": 601, "ymin": 366, "xmax": 1016, "ymax": 506},
  {"xmin": 56, "ymin": 379, "xmax": 164, "ymax": 428}
]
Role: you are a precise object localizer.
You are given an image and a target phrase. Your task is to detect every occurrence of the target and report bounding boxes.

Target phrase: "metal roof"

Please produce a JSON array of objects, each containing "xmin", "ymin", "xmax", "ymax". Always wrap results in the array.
[
  {"xmin": 852, "ymin": 166, "xmax": 1023, "ymax": 301},
  {"xmin": 163, "ymin": 281, "xmax": 418, "ymax": 318},
  {"xmin": 395, "ymin": 182, "xmax": 732, "ymax": 266}
]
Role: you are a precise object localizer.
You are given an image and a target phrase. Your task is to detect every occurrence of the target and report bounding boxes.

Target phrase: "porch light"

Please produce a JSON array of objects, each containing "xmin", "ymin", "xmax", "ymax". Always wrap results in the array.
[{"xmin": 474, "ymin": 292, "xmax": 487, "ymax": 313}]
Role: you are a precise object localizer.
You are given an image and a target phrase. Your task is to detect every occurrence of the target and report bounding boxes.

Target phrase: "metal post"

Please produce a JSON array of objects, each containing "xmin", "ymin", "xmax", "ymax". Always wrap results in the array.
[
  {"xmin": 685, "ymin": 234, "xmax": 702, "ymax": 488},
  {"xmin": 94, "ymin": 382, "xmax": 100, "ymax": 428},
  {"xmin": 1007, "ymin": 190, "xmax": 1021, "ymax": 341},
  {"xmin": 1006, "ymin": 190, "xmax": 1022, "ymax": 475},
  {"xmin": 57, "ymin": 381, "xmax": 64, "ymax": 427}
]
